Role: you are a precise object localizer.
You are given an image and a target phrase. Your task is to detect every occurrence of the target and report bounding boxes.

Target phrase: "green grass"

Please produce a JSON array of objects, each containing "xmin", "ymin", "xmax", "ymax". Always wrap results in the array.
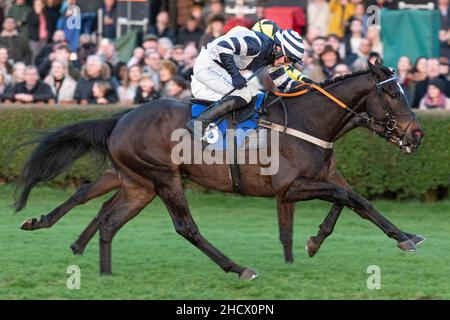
[{"xmin": 0, "ymin": 184, "xmax": 449, "ymax": 300}]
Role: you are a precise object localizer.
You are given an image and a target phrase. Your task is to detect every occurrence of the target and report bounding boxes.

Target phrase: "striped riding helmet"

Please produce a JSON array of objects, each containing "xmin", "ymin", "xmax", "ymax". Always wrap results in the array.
[{"xmin": 274, "ymin": 29, "xmax": 305, "ymax": 64}]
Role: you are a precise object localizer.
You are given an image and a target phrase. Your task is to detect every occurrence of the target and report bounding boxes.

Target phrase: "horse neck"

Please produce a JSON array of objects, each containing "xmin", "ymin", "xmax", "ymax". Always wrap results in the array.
[{"xmin": 286, "ymin": 73, "xmax": 375, "ymax": 142}]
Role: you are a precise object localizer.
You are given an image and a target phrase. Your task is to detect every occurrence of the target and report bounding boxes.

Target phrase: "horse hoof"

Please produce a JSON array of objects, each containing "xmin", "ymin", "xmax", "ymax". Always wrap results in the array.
[
  {"xmin": 397, "ymin": 239, "xmax": 417, "ymax": 252},
  {"xmin": 70, "ymin": 243, "xmax": 82, "ymax": 255},
  {"xmin": 410, "ymin": 234, "xmax": 426, "ymax": 246},
  {"xmin": 239, "ymin": 268, "xmax": 259, "ymax": 280},
  {"xmin": 20, "ymin": 218, "xmax": 37, "ymax": 231},
  {"xmin": 306, "ymin": 237, "xmax": 320, "ymax": 257},
  {"xmin": 100, "ymin": 271, "xmax": 113, "ymax": 276}
]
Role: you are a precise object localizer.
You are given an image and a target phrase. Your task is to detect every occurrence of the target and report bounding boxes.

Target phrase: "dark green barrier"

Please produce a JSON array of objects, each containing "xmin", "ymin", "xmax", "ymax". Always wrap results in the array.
[{"xmin": 0, "ymin": 106, "xmax": 449, "ymax": 200}]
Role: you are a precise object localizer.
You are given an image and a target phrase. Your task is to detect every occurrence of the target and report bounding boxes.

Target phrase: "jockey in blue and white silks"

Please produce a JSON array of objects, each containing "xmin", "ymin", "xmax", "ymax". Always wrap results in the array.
[{"xmin": 187, "ymin": 27, "xmax": 305, "ymax": 135}]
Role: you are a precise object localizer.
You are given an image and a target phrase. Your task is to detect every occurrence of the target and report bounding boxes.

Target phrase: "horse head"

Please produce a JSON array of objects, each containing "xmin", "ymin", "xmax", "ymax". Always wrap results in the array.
[{"xmin": 365, "ymin": 60, "xmax": 424, "ymax": 153}]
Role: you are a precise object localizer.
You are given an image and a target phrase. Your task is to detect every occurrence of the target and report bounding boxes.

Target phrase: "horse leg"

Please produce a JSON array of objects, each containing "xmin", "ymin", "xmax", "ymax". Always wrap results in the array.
[
  {"xmin": 283, "ymin": 177, "xmax": 416, "ymax": 251},
  {"xmin": 98, "ymin": 184, "xmax": 155, "ymax": 275},
  {"xmin": 306, "ymin": 171, "xmax": 351, "ymax": 257},
  {"xmin": 276, "ymin": 199, "xmax": 295, "ymax": 263},
  {"xmin": 70, "ymin": 191, "xmax": 120, "ymax": 255},
  {"xmin": 21, "ymin": 170, "xmax": 120, "ymax": 231},
  {"xmin": 157, "ymin": 178, "xmax": 257, "ymax": 280}
]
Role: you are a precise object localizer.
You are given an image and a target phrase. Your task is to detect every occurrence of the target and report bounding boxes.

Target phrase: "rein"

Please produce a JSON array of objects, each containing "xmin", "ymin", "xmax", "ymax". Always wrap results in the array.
[{"xmin": 262, "ymin": 76, "xmax": 408, "ymax": 149}]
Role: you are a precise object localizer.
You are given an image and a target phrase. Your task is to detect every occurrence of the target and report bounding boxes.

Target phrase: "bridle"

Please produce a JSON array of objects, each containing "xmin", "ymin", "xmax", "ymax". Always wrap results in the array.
[{"xmin": 367, "ymin": 76, "xmax": 417, "ymax": 147}]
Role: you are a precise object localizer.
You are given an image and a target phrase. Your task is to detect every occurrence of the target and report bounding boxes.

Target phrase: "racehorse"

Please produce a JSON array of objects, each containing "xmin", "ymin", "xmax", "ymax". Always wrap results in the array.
[{"xmin": 15, "ymin": 61, "xmax": 424, "ymax": 279}]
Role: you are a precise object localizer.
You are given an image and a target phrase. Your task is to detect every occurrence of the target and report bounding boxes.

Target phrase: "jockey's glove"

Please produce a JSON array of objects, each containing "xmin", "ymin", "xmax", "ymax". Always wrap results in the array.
[{"xmin": 232, "ymin": 73, "xmax": 247, "ymax": 89}]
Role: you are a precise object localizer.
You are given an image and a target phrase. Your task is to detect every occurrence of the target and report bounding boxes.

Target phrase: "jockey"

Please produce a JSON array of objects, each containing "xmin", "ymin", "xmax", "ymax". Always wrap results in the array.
[
  {"xmin": 252, "ymin": 19, "xmax": 314, "ymax": 84},
  {"xmin": 187, "ymin": 25, "xmax": 306, "ymax": 136}
]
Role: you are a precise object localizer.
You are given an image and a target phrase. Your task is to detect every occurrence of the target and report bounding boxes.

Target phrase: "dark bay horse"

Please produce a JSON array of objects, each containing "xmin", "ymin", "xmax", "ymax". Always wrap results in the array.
[{"xmin": 15, "ymin": 61, "xmax": 424, "ymax": 279}]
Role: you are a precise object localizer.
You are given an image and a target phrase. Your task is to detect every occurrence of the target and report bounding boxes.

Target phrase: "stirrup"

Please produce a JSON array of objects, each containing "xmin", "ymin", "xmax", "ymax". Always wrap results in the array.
[{"xmin": 201, "ymin": 123, "xmax": 220, "ymax": 144}]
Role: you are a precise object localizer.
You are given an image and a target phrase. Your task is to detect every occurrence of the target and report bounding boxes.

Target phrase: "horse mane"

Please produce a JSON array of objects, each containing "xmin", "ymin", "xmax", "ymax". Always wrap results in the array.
[{"xmin": 318, "ymin": 70, "xmax": 371, "ymax": 88}]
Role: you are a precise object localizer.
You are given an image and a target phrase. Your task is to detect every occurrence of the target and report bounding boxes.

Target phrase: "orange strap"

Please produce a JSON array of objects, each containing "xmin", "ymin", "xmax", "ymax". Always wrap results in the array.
[{"xmin": 273, "ymin": 82, "xmax": 350, "ymax": 111}]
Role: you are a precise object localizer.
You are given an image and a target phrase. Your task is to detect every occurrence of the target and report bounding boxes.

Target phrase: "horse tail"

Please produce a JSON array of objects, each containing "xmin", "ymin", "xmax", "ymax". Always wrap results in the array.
[{"xmin": 14, "ymin": 110, "xmax": 129, "ymax": 212}]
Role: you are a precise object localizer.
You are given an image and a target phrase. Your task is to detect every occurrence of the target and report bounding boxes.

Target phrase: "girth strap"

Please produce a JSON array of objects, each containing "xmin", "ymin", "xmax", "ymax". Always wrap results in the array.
[{"xmin": 228, "ymin": 112, "xmax": 245, "ymax": 195}]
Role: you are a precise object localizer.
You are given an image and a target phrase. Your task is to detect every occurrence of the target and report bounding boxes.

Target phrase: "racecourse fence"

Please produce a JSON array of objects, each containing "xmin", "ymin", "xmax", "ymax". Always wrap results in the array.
[{"xmin": 0, "ymin": 105, "xmax": 449, "ymax": 201}]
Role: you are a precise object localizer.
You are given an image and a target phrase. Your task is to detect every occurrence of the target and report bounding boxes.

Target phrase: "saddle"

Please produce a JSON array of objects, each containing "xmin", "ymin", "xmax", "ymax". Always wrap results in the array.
[
  {"xmin": 190, "ymin": 92, "xmax": 268, "ymax": 150},
  {"xmin": 190, "ymin": 92, "xmax": 268, "ymax": 195}
]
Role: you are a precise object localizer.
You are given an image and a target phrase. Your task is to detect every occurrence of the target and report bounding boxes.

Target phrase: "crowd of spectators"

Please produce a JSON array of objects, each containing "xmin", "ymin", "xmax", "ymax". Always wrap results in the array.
[{"xmin": 0, "ymin": 0, "xmax": 449, "ymax": 109}]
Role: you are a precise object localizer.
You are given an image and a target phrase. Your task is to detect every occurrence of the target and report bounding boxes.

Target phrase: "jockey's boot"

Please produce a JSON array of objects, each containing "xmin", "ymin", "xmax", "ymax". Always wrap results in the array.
[{"xmin": 186, "ymin": 96, "xmax": 247, "ymax": 137}]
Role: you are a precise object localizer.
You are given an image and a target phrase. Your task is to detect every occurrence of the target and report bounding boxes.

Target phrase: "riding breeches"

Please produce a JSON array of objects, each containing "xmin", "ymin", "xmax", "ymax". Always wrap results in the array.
[{"xmin": 190, "ymin": 48, "xmax": 260, "ymax": 104}]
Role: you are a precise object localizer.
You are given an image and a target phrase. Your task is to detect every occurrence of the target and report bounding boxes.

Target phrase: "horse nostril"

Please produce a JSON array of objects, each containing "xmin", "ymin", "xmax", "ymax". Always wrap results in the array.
[{"xmin": 414, "ymin": 129, "xmax": 423, "ymax": 139}]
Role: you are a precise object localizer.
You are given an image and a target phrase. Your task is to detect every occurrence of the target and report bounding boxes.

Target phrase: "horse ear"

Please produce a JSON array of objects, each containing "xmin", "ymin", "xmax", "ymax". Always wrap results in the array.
[{"xmin": 368, "ymin": 59, "xmax": 385, "ymax": 79}]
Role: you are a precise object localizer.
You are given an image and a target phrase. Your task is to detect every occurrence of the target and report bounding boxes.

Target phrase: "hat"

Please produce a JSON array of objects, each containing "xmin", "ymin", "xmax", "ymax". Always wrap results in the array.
[
  {"xmin": 428, "ymin": 78, "xmax": 446, "ymax": 92},
  {"xmin": 143, "ymin": 34, "xmax": 158, "ymax": 42}
]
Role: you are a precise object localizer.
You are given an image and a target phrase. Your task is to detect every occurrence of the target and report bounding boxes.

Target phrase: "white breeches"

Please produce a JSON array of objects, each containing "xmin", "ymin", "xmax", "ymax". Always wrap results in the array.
[{"xmin": 190, "ymin": 48, "xmax": 260, "ymax": 103}]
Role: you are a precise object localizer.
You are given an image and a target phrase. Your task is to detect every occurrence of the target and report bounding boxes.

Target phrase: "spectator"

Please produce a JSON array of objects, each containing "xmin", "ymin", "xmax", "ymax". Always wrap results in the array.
[
  {"xmin": 57, "ymin": 0, "xmax": 80, "ymax": 52},
  {"xmin": 305, "ymin": 26, "xmax": 321, "ymax": 46},
  {"xmin": 439, "ymin": 0, "xmax": 450, "ymax": 30},
  {"xmin": 35, "ymin": 29, "xmax": 66, "ymax": 67},
  {"xmin": 6, "ymin": 0, "xmax": 31, "ymax": 35},
  {"xmin": 142, "ymin": 33, "xmax": 159, "ymax": 51},
  {"xmin": 159, "ymin": 59, "xmax": 177, "ymax": 95},
  {"xmin": 349, "ymin": 38, "xmax": 372, "ymax": 71},
  {"xmin": 127, "ymin": 47, "xmax": 145, "ymax": 68},
  {"xmin": 77, "ymin": 0, "xmax": 101, "ymax": 35},
  {"xmin": 170, "ymin": 44, "xmax": 185, "ymax": 70},
  {"xmin": 344, "ymin": 18, "xmax": 364, "ymax": 59},
  {"xmin": 164, "ymin": 75, "xmax": 190, "ymax": 101},
  {"xmin": 413, "ymin": 58, "xmax": 450, "ymax": 108},
  {"xmin": 11, "ymin": 61, "xmax": 26, "ymax": 84},
  {"xmin": 307, "ymin": 0, "xmax": 330, "ymax": 37},
  {"xmin": 200, "ymin": 14, "xmax": 225, "ymax": 47},
  {"xmin": 365, "ymin": 26, "xmax": 383, "ymax": 57},
  {"xmin": 328, "ymin": 0, "xmax": 356, "ymax": 38},
  {"xmin": 305, "ymin": 45, "xmax": 340, "ymax": 82},
  {"xmin": 332, "ymin": 63, "xmax": 351, "ymax": 78},
  {"xmin": 345, "ymin": 2, "xmax": 367, "ymax": 37},
  {"xmin": 91, "ymin": 80, "xmax": 115, "ymax": 105},
  {"xmin": 438, "ymin": 28, "xmax": 450, "ymax": 58},
  {"xmin": 76, "ymin": 33, "xmax": 97, "ymax": 66},
  {"xmin": 0, "ymin": 46, "xmax": 12, "ymax": 84},
  {"xmin": 202, "ymin": 0, "xmax": 224, "ymax": 22},
  {"xmin": 439, "ymin": 56, "xmax": 450, "ymax": 80},
  {"xmin": 396, "ymin": 56, "xmax": 412, "ymax": 104},
  {"xmin": 0, "ymin": 70, "xmax": 7, "ymax": 96},
  {"xmin": 311, "ymin": 36, "xmax": 327, "ymax": 62},
  {"xmin": 97, "ymin": 38, "xmax": 119, "ymax": 72},
  {"xmin": 177, "ymin": 15, "xmax": 204, "ymax": 47},
  {"xmin": 326, "ymin": 33, "xmax": 345, "ymax": 59},
  {"xmin": 148, "ymin": 11, "xmax": 176, "ymax": 43},
  {"xmin": 102, "ymin": 0, "xmax": 117, "ymax": 39},
  {"xmin": 112, "ymin": 61, "xmax": 127, "ymax": 87},
  {"xmin": 180, "ymin": 43, "xmax": 198, "ymax": 80},
  {"xmin": 0, "ymin": 17, "xmax": 32, "ymax": 64},
  {"xmin": 74, "ymin": 55, "xmax": 118, "ymax": 104},
  {"xmin": 158, "ymin": 37, "xmax": 173, "ymax": 60},
  {"xmin": 133, "ymin": 74, "xmax": 160, "ymax": 104},
  {"xmin": 38, "ymin": 43, "xmax": 80, "ymax": 80},
  {"xmin": 419, "ymin": 78, "xmax": 450, "ymax": 110},
  {"xmin": 118, "ymin": 64, "xmax": 142, "ymax": 105},
  {"xmin": 2, "ymin": 65, "xmax": 55, "ymax": 103},
  {"xmin": 46, "ymin": 0, "xmax": 61, "ymax": 23},
  {"xmin": 44, "ymin": 59, "xmax": 77, "ymax": 104},
  {"xmin": 143, "ymin": 49, "xmax": 161, "ymax": 89},
  {"xmin": 26, "ymin": 0, "xmax": 56, "ymax": 63}
]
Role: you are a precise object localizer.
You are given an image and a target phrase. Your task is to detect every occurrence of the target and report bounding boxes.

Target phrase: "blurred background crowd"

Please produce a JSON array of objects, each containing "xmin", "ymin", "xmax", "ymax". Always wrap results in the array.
[{"xmin": 0, "ymin": 0, "xmax": 449, "ymax": 110}]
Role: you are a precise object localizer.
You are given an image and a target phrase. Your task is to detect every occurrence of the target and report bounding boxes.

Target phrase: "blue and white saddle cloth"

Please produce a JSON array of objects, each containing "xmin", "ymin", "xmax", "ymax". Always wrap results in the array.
[{"xmin": 191, "ymin": 93, "xmax": 266, "ymax": 150}]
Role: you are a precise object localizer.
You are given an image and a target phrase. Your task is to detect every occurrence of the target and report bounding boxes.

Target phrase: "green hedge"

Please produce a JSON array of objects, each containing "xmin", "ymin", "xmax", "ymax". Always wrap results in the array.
[{"xmin": 0, "ymin": 105, "xmax": 449, "ymax": 200}]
